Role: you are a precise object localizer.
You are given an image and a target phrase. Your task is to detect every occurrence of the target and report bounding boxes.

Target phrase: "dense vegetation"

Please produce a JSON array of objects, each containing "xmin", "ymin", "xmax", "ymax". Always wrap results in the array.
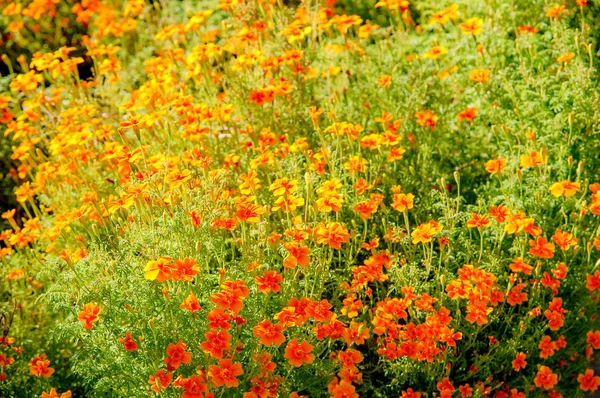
[{"xmin": 2, "ymin": 0, "xmax": 600, "ymax": 397}]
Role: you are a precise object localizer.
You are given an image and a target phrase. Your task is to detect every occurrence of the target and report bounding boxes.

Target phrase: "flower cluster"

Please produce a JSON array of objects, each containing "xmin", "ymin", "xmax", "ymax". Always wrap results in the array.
[{"xmin": 1, "ymin": 0, "xmax": 600, "ymax": 397}]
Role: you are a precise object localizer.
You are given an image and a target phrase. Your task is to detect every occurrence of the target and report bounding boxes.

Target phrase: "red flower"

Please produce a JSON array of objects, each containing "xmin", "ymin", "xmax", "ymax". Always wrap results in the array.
[{"xmin": 118, "ymin": 332, "xmax": 138, "ymax": 352}]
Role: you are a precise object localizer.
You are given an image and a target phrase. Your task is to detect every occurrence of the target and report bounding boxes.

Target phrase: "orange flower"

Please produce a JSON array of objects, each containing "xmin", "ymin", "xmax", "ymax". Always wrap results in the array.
[
  {"xmin": 457, "ymin": 107, "xmax": 478, "ymax": 122},
  {"xmin": 460, "ymin": 17, "xmax": 483, "ymax": 36},
  {"xmin": 315, "ymin": 222, "xmax": 350, "ymax": 250},
  {"xmin": 551, "ymin": 229, "xmax": 577, "ymax": 251},
  {"xmin": 353, "ymin": 199, "xmax": 379, "ymax": 219},
  {"xmin": 391, "ymin": 193, "xmax": 414, "ymax": 212},
  {"xmin": 466, "ymin": 213, "xmax": 491, "ymax": 229},
  {"xmin": 144, "ymin": 256, "xmax": 174, "ymax": 282},
  {"xmin": 29, "ymin": 355, "xmax": 55, "ymax": 378},
  {"xmin": 465, "ymin": 299, "xmax": 492, "ymax": 325},
  {"xmin": 164, "ymin": 341, "xmax": 192, "ymax": 371},
  {"xmin": 376, "ymin": 75, "xmax": 392, "ymax": 88},
  {"xmin": 118, "ymin": 332, "xmax": 138, "ymax": 352},
  {"xmin": 557, "ymin": 52, "xmax": 575, "ymax": 63},
  {"xmin": 208, "ymin": 358, "xmax": 243, "ymax": 388},
  {"xmin": 593, "ymin": 236, "xmax": 600, "ymax": 250},
  {"xmin": 469, "ymin": 69, "xmax": 490, "ymax": 83},
  {"xmin": 578, "ymin": 369, "xmax": 600, "ymax": 392},
  {"xmin": 272, "ymin": 195, "xmax": 305, "ymax": 212},
  {"xmin": 549, "ymin": 180, "xmax": 580, "ymax": 198},
  {"xmin": 307, "ymin": 299, "xmax": 334, "ymax": 322},
  {"xmin": 587, "ymin": 330, "xmax": 600, "ymax": 349},
  {"xmin": 210, "ymin": 289, "xmax": 245, "ymax": 315},
  {"xmin": 148, "ymin": 370, "xmax": 172, "ymax": 393},
  {"xmin": 284, "ymin": 338, "xmax": 315, "ymax": 367},
  {"xmin": 181, "ymin": 374, "xmax": 208, "ymax": 398},
  {"xmin": 0, "ymin": 354, "xmax": 14, "ymax": 367},
  {"xmin": 252, "ymin": 319, "xmax": 286, "ymax": 346},
  {"xmin": 283, "ymin": 241, "xmax": 311, "ymax": 269},
  {"xmin": 331, "ymin": 380, "xmax": 358, "ymax": 398},
  {"xmin": 546, "ymin": 5, "xmax": 566, "ymax": 19},
  {"xmin": 172, "ymin": 257, "xmax": 200, "ymax": 281},
  {"xmin": 518, "ymin": 25, "xmax": 539, "ymax": 34},
  {"xmin": 588, "ymin": 271, "xmax": 600, "ymax": 291},
  {"xmin": 489, "ymin": 204, "xmax": 510, "ymax": 222},
  {"xmin": 255, "ymin": 270, "xmax": 283, "ymax": 294},
  {"xmin": 509, "ymin": 258, "xmax": 533, "ymax": 275},
  {"xmin": 415, "ymin": 110, "xmax": 438, "ymax": 130},
  {"xmin": 539, "ymin": 335, "xmax": 557, "ymax": 359},
  {"xmin": 529, "ymin": 237, "xmax": 555, "ymax": 259},
  {"xmin": 512, "ymin": 352, "xmax": 527, "ymax": 371},
  {"xmin": 235, "ymin": 200, "xmax": 265, "ymax": 223},
  {"xmin": 484, "ymin": 158, "xmax": 506, "ymax": 175},
  {"xmin": 41, "ymin": 388, "xmax": 72, "ymax": 398},
  {"xmin": 77, "ymin": 302, "xmax": 101, "ymax": 329},
  {"xmin": 400, "ymin": 389, "xmax": 423, "ymax": 398},
  {"xmin": 534, "ymin": 366, "xmax": 558, "ymax": 390},
  {"xmin": 201, "ymin": 329, "xmax": 232, "ymax": 358},
  {"xmin": 507, "ymin": 283, "xmax": 528, "ymax": 306},
  {"xmin": 520, "ymin": 151, "xmax": 547, "ymax": 168},
  {"xmin": 10, "ymin": 71, "xmax": 44, "ymax": 92},
  {"xmin": 180, "ymin": 291, "xmax": 202, "ymax": 313}
]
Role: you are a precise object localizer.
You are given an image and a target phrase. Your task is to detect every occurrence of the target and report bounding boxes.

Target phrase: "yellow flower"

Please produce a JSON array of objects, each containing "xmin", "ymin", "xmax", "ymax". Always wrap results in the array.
[
  {"xmin": 411, "ymin": 220, "xmax": 443, "ymax": 244},
  {"xmin": 556, "ymin": 52, "xmax": 575, "ymax": 63},
  {"xmin": 549, "ymin": 181, "xmax": 580, "ymax": 198},
  {"xmin": 469, "ymin": 69, "xmax": 490, "ymax": 83},
  {"xmin": 461, "ymin": 18, "xmax": 484, "ymax": 36},
  {"xmin": 422, "ymin": 46, "xmax": 448, "ymax": 60}
]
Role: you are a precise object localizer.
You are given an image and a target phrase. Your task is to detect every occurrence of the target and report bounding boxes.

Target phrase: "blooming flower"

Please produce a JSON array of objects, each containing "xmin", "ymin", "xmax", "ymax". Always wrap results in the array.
[
  {"xmin": 461, "ymin": 18, "xmax": 483, "ymax": 36},
  {"xmin": 252, "ymin": 319, "xmax": 286, "ymax": 346},
  {"xmin": 315, "ymin": 222, "xmax": 350, "ymax": 250},
  {"xmin": 29, "ymin": 355, "xmax": 55, "ymax": 378},
  {"xmin": 148, "ymin": 370, "xmax": 172, "ymax": 393},
  {"xmin": 255, "ymin": 270, "xmax": 283, "ymax": 294},
  {"xmin": 208, "ymin": 359, "xmax": 243, "ymax": 388},
  {"xmin": 284, "ymin": 338, "xmax": 315, "ymax": 367},
  {"xmin": 411, "ymin": 220, "xmax": 443, "ymax": 244},
  {"xmin": 77, "ymin": 303, "xmax": 101, "ymax": 330},
  {"xmin": 534, "ymin": 366, "xmax": 558, "ymax": 390},
  {"xmin": 578, "ymin": 369, "xmax": 600, "ymax": 392},
  {"xmin": 164, "ymin": 341, "xmax": 192, "ymax": 371},
  {"xmin": 512, "ymin": 352, "xmax": 527, "ymax": 371},
  {"xmin": 118, "ymin": 332, "xmax": 138, "ymax": 352}
]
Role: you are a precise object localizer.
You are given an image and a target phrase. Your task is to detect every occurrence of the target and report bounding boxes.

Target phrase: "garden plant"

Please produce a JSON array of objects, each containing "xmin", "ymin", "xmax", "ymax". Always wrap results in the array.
[{"xmin": 2, "ymin": 0, "xmax": 600, "ymax": 397}]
